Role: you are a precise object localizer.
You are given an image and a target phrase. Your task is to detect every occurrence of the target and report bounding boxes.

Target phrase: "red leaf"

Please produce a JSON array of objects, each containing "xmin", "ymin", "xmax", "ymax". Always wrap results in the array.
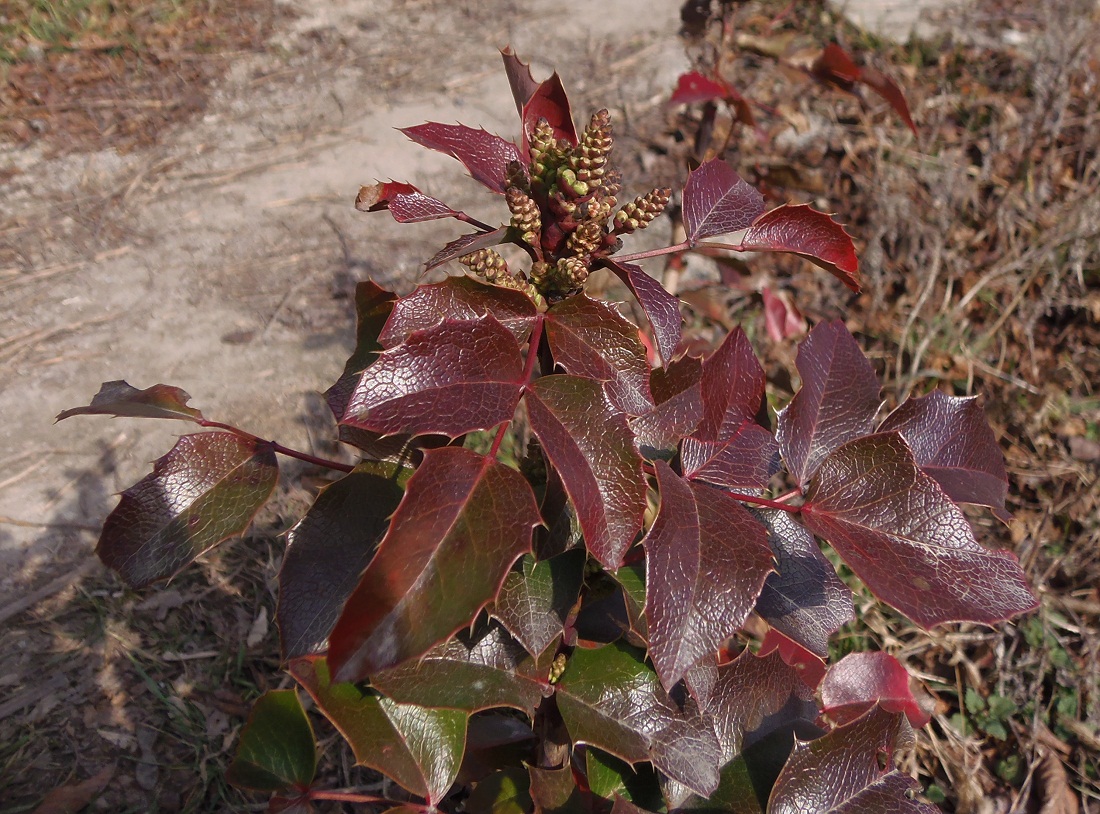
[
  {"xmin": 859, "ymin": 66, "xmax": 918, "ymax": 136},
  {"xmin": 603, "ymin": 259, "xmax": 682, "ymax": 366},
  {"xmin": 769, "ymin": 707, "xmax": 938, "ymax": 814},
  {"xmin": 631, "ymin": 357, "xmax": 703, "ymax": 453},
  {"xmin": 97, "ymin": 432, "xmax": 277, "ymax": 587},
  {"xmin": 491, "ymin": 550, "xmax": 586, "ymax": 658},
  {"xmin": 644, "ymin": 462, "xmax": 774, "ymax": 689},
  {"xmin": 325, "ymin": 280, "xmax": 396, "ymax": 420},
  {"xmin": 812, "ymin": 43, "xmax": 862, "ymax": 87},
  {"xmin": 762, "ymin": 287, "xmax": 805, "ymax": 341},
  {"xmin": 354, "ymin": 181, "xmax": 463, "ymax": 223},
  {"xmin": 546, "ymin": 295, "xmax": 655, "ymax": 416},
  {"xmin": 820, "ymin": 652, "xmax": 931, "ymax": 728},
  {"xmin": 669, "ymin": 72, "xmax": 755, "ymax": 128},
  {"xmin": 525, "ymin": 375, "xmax": 647, "ymax": 570},
  {"xmin": 758, "ymin": 629, "xmax": 827, "ymax": 689},
  {"xmin": 400, "ymin": 123, "xmax": 522, "ymax": 193},
  {"xmin": 427, "ymin": 226, "xmax": 513, "ymax": 271},
  {"xmin": 680, "ymin": 423, "xmax": 779, "ymax": 491},
  {"xmin": 776, "ymin": 320, "xmax": 881, "ymax": 489},
  {"xmin": 802, "ymin": 432, "xmax": 1038, "ymax": 628},
  {"xmin": 879, "ymin": 390, "xmax": 1011, "ymax": 521},
  {"xmin": 521, "ymin": 73, "xmax": 578, "ymax": 148},
  {"xmin": 696, "ymin": 327, "xmax": 766, "ymax": 441},
  {"xmin": 682, "ymin": 159, "xmax": 765, "ymax": 243},
  {"xmin": 753, "ymin": 510, "xmax": 853, "ymax": 658},
  {"xmin": 56, "ymin": 380, "xmax": 203, "ymax": 423},
  {"xmin": 341, "ymin": 316, "xmax": 524, "ymax": 438},
  {"xmin": 740, "ymin": 205, "xmax": 860, "ymax": 291},
  {"xmin": 379, "ymin": 276, "xmax": 537, "ymax": 348},
  {"xmin": 327, "ymin": 447, "xmax": 540, "ymax": 679},
  {"xmin": 277, "ymin": 462, "xmax": 409, "ymax": 659},
  {"xmin": 500, "ymin": 47, "xmax": 540, "ymax": 119}
]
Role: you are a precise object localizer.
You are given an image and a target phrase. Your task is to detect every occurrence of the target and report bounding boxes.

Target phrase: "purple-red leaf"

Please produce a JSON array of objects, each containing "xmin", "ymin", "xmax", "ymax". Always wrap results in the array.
[
  {"xmin": 427, "ymin": 226, "xmax": 514, "ymax": 271},
  {"xmin": 739, "ymin": 205, "xmax": 860, "ymax": 291},
  {"xmin": 401, "ymin": 123, "xmax": 522, "ymax": 193},
  {"xmin": 226, "ymin": 690, "xmax": 316, "ymax": 793},
  {"xmin": 776, "ymin": 320, "xmax": 881, "ymax": 489},
  {"xmin": 681, "ymin": 423, "xmax": 780, "ymax": 492},
  {"xmin": 370, "ymin": 622, "xmax": 548, "ymax": 715},
  {"xmin": 341, "ymin": 316, "xmax": 524, "ymax": 438},
  {"xmin": 812, "ymin": 45, "xmax": 917, "ymax": 136},
  {"xmin": 878, "ymin": 390, "xmax": 1010, "ymax": 521},
  {"xmin": 603, "ymin": 259, "xmax": 682, "ymax": 366},
  {"xmin": 96, "ymin": 432, "xmax": 277, "ymax": 587},
  {"xmin": 555, "ymin": 641, "xmax": 721, "ymax": 796},
  {"xmin": 501, "ymin": 47, "xmax": 540, "ymax": 119},
  {"xmin": 525, "ymin": 375, "xmax": 647, "ymax": 570},
  {"xmin": 802, "ymin": 432, "xmax": 1038, "ymax": 628},
  {"xmin": 355, "ymin": 181, "xmax": 464, "ymax": 223},
  {"xmin": 379, "ymin": 276, "xmax": 537, "ymax": 348},
  {"xmin": 696, "ymin": 327, "xmax": 766, "ymax": 441},
  {"xmin": 631, "ymin": 357, "xmax": 704, "ymax": 453},
  {"xmin": 491, "ymin": 550, "xmax": 586, "ymax": 658},
  {"xmin": 752, "ymin": 510, "xmax": 854, "ymax": 658},
  {"xmin": 644, "ymin": 462, "xmax": 774, "ymax": 689},
  {"xmin": 769, "ymin": 707, "xmax": 938, "ymax": 814},
  {"xmin": 820, "ymin": 652, "xmax": 931, "ymax": 728},
  {"xmin": 681, "ymin": 159, "xmax": 765, "ymax": 243},
  {"xmin": 56, "ymin": 380, "xmax": 203, "ymax": 423},
  {"xmin": 762, "ymin": 287, "xmax": 805, "ymax": 342},
  {"xmin": 327, "ymin": 447, "xmax": 539, "ymax": 680},
  {"xmin": 546, "ymin": 295, "xmax": 654, "ymax": 416},
  {"xmin": 290, "ymin": 658, "xmax": 465, "ymax": 804},
  {"xmin": 669, "ymin": 72, "xmax": 755, "ymax": 128},
  {"xmin": 521, "ymin": 73, "xmax": 577, "ymax": 148},
  {"xmin": 859, "ymin": 65, "xmax": 918, "ymax": 136},
  {"xmin": 277, "ymin": 462, "xmax": 409, "ymax": 659},
  {"xmin": 325, "ymin": 280, "xmax": 397, "ymax": 420}
]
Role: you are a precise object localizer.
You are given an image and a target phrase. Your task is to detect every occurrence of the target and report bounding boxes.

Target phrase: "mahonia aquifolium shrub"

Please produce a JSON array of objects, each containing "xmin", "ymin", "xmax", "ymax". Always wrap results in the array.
[{"xmin": 60, "ymin": 49, "xmax": 1037, "ymax": 813}]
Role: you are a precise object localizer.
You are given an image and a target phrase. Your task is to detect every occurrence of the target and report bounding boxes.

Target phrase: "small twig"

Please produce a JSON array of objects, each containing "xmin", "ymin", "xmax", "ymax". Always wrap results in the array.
[
  {"xmin": 726, "ymin": 491, "xmax": 800, "ymax": 512},
  {"xmin": 199, "ymin": 420, "xmax": 354, "ymax": 472},
  {"xmin": 614, "ymin": 241, "xmax": 688, "ymax": 265}
]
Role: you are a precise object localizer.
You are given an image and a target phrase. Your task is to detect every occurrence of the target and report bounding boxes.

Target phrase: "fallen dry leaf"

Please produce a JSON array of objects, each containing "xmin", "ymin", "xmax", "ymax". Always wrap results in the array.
[{"xmin": 32, "ymin": 764, "xmax": 114, "ymax": 814}]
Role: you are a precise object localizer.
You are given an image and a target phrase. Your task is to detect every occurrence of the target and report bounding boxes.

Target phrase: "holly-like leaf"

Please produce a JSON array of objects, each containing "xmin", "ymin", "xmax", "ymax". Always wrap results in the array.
[
  {"xmin": 525, "ymin": 375, "xmax": 647, "ymax": 569},
  {"xmin": 644, "ymin": 462, "xmax": 774, "ymax": 689},
  {"xmin": 668, "ymin": 72, "xmax": 755, "ymax": 128},
  {"xmin": 460, "ymin": 715, "xmax": 537, "ymax": 784},
  {"xmin": 681, "ymin": 159, "xmax": 765, "ymax": 243},
  {"xmin": 769, "ymin": 707, "xmax": 937, "ymax": 814},
  {"xmin": 680, "ymin": 423, "xmax": 780, "ymax": 492},
  {"xmin": 757, "ymin": 629, "xmax": 828, "ymax": 690},
  {"xmin": 820, "ymin": 652, "xmax": 931, "ymax": 728},
  {"xmin": 501, "ymin": 47, "xmax": 540, "ymax": 119},
  {"xmin": 290, "ymin": 659, "xmax": 464, "ymax": 804},
  {"xmin": 812, "ymin": 44, "xmax": 917, "ymax": 136},
  {"xmin": 585, "ymin": 749, "xmax": 662, "ymax": 809},
  {"xmin": 801, "ymin": 432, "xmax": 1038, "ymax": 628},
  {"xmin": 341, "ymin": 316, "xmax": 525, "ymax": 439},
  {"xmin": 326, "ymin": 280, "xmax": 397, "ymax": 419},
  {"xmin": 528, "ymin": 766, "xmax": 587, "ymax": 814},
  {"xmin": 491, "ymin": 550, "xmax": 587, "ymax": 657},
  {"xmin": 555, "ymin": 641, "xmax": 721, "ymax": 796},
  {"xmin": 878, "ymin": 390, "xmax": 1010, "ymax": 521},
  {"xmin": 96, "ymin": 432, "xmax": 277, "ymax": 587},
  {"xmin": 56, "ymin": 380, "xmax": 203, "ymax": 423},
  {"xmin": 370, "ymin": 621, "xmax": 548, "ymax": 714},
  {"xmin": 521, "ymin": 73, "xmax": 578, "ymax": 147},
  {"xmin": 401, "ymin": 123, "xmax": 522, "ymax": 193},
  {"xmin": 752, "ymin": 510, "xmax": 854, "ymax": 658},
  {"xmin": 739, "ymin": 205, "xmax": 859, "ymax": 291},
  {"xmin": 355, "ymin": 181, "xmax": 464, "ymax": 223},
  {"xmin": 696, "ymin": 327, "xmax": 766, "ymax": 441},
  {"xmin": 328, "ymin": 447, "xmax": 540, "ymax": 680},
  {"xmin": 467, "ymin": 768, "xmax": 533, "ymax": 814},
  {"xmin": 277, "ymin": 461, "xmax": 410, "ymax": 659},
  {"xmin": 427, "ymin": 226, "xmax": 515, "ymax": 271},
  {"xmin": 776, "ymin": 320, "xmax": 881, "ymax": 489},
  {"xmin": 379, "ymin": 276, "xmax": 537, "ymax": 348},
  {"xmin": 603, "ymin": 259, "xmax": 682, "ymax": 366},
  {"xmin": 631, "ymin": 358, "xmax": 704, "ymax": 454},
  {"xmin": 226, "ymin": 690, "xmax": 315, "ymax": 793},
  {"xmin": 675, "ymin": 755, "xmax": 763, "ymax": 814},
  {"xmin": 546, "ymin": 295, "xmax": 654, "ymax": 416}
]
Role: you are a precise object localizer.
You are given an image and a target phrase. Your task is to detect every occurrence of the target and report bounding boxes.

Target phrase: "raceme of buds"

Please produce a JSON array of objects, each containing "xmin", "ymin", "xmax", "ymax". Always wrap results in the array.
[
  {"xmin": 507, "ymin": 187, "xmax": 542, "ymax": 245},
  {"xmin": 572, "ymin": 109, "xmax": 612, "ymax": 184},
  {"xmin": 613, "ymin": 188, "xmax": 672, "ymax": 235},
  {"xmin": 566, "ymin": 219, "xmax": 605, "ymax": 258},
  {"xmin": 459, "ymin": 248, "xmax": 509, "ymax": 281}
]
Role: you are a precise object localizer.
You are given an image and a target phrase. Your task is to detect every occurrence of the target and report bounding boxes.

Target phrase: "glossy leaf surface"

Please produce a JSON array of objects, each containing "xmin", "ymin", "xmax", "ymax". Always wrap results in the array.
[
  {"xmin": 401, "ymin": 123, "xmax": 522, "ymax": 193},
  {"xmin": 528, "ymin": 766, "xmax": 586, "ymax": 814},
  {"xmin": 682, "ymin": 159, "xmax": 765, "ymax": 243},
  {"xmin": 379, "ymin": 277, "xmax": 537, "ymax": 348},
  {"xmin": 57, "ymin": 380, "xmax": 203, "ymax": 423},
  {"xmin": 342, "ymin": 316, "xmax": 524, "ymax": 438},
  {"xmin": 585, "ymin": 749, "xmax": 661, "ymax": 809},
  {"xmin": 632, "ymin": 358, "xmax": 704, "ymax": 454},
  {"xmin": 277, "ymin": 462, "xmax": 409, "ymax": 659},
  {"xmin": 526, "ymin": 375, "xmax": 647, "ymax": 569},
  {"xmin": 555, "ymin": 642, "xmax": 721, "ymax": 796},
  {"xmin": 680, "ymin": 425, "xmax": 780, "ymax": 492},
  {"xmin": 546, "ymin": 295, "xmax": 654, "ymax": 416},
  {"xmin": 325, "ymin": 280, "xmax": 397, "ymax": 419},
  {"xmin": 769, "ymin": 707, "xmax": 936, "ymax": 814},
  {"xmin": 355, "ymin": 181, "xmax": 463, "ymax": 223},
  {"xmin": 292, "ymin": 659, "xmax": 464, "ymax": 804},
  {"xmin": 501, "ymin": 47, "xmax": 539, "ymax": 119},
  {"xmin": 644, "ymin": 462, "xmax": 774, "ymax": 689},
  {"xmin": 603, "ymin": 259, "xmax": 682, "ymax": 366},
  {"xmin": 427, "ymin": 226, "xmax": 515, "ymax": 271},
  {"xmin": 491, "ymin": 550, "xmax": 586, "ymax": 657},
  {"xmin": 752, "ymin": 510, "xmax": 853, "ymax": 658},
  {"xmin": 97, "ymin": 432, "xmax": 277, "ymax": 587},
  {"xmin": 369, "ymin": 621, "xmax": 548, "ymax": 715},
  {"xmin": 739, "ymin": 205, "xmax": 859, "ymax": 291},
  {"xmin": 467, "ymin": 768, "xmax": 532, "ymax": 814},
  {"xmin": 820, "ymin": 652, "xmax": 930, "ymax": 728},
  {"xmin": 675, "ymin": 756, "xmax": 763, "ymax": 814},
  {"xmin": 696, "ymin": 327, "xmax": 765, "ymax": 440},
  {"xmin": 878, "ymin": 390, "xmax": 1010, "ymax": 521},
  {"xmin": 802, "ymin": 432, "xmax": 1037, "ymax": 628},
  {"xmin": 226, "ymin": 690, "xmax": 315, "ymax": 793},
  {"xmin": 776, "ymin": 320, "xmax": 881, "ymax": 489},
  {"xmin": 521, "ymin": 73, "xmax": 577, "ymax": 146},
  {"xmin": 328, "ymin": 448, "xmax": 539, "ymax": 680}
]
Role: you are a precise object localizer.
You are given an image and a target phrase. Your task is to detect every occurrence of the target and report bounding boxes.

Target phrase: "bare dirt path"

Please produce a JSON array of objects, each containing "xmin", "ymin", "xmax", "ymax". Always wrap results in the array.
[{"xmin": 0, "ymin": 0, "xmax": 686, "ymax": 602}]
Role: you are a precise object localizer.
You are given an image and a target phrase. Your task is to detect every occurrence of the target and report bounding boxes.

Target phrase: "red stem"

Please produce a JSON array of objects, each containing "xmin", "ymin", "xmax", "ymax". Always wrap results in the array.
[
  {"xmin": 613, "ymin": 241, "xmax": 689, "ymax": 265},
  {"xmin": 726, "ymin": 490, "xmax": 800, "ymax": 513},
  {"xmin": 309, "ymin": 790, "xmax": 432, "ymax": 811},
  {"xmin": 456, "ymin": 212, "xmax": 496, "ymax": 232},
  {"xmin": 199, "ymin": 420, "xmax": 354, "ymax": 473},
  {"xmin": 773, "ymin": 487, "xmax": 802, "ymax": 503},
  {"xmin": 489, "ymin": 314, "xmax": 545, "ymax": 460}
]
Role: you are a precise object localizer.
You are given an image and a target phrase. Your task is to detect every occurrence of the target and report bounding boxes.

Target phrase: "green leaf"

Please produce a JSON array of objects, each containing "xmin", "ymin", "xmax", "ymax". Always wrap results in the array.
[
  {"xmin": 226, "ymin": 690, "xmax": 316, "ymax": 793},
  {"xmin": 674, "ymin": 756, "xmax": 763, "ymax": 814},
  {"xmin": 56, "ymin": 380, "xmax": 204, "ymax": 423},
  {"xmin": 491, "ymin": 550, "xmax": 586, "ymax": 657},
  {"xmin": 585, "ymin": 748, "xmax": 661, "ymax": 809},
  {"xmin": 467, "ymin": 768, "xmax": 533, "ymax": 814},
  {"xmin": 290, "ymin": 658, "xmax": 465, "ymax": 804},
  {"xmin": 96, "ymin": 432, "xmax": 278, "ymax": 587}
]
